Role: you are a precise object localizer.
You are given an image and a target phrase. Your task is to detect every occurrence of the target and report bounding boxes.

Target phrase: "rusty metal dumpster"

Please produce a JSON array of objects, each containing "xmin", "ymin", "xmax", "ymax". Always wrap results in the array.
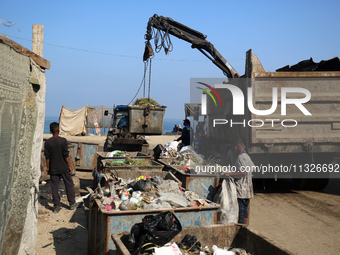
[
  {"xmin": 112, "ymin": 224, "xmax": 292, "ymax": 255},
  {"xmin": 128, "ymin": 105, "xmax": 166, "ymax": 135},
  {"xmin": 88, "ymin": 200, "xmax": 220, "ymax": 255},
  {"xmin": 88, "ymin": 168, "xmax": 220, "ymax": 255},
  {"xmin": 96, "ymin": 151, "xmax": 151, "ymax": 172},
  {"xmin": 93, "ymin": 158, "xmax": 164, "ymax": 190},
  {"xmin": 158, "ymin": 158, "xmax": 220, "ymax": 200},
  {"xmin": 69, "ymin": 142, "xmax": 98, "ymax": 170}
]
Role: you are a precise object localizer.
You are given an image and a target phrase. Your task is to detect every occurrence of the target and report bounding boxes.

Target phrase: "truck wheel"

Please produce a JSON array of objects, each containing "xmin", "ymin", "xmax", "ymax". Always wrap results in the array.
[
  {"xmin": 311, "ymin": 179, "xmax": 329, "ymax": 190},
  {"xmin": 104, "ymin": 132, "xmax": 116, "ymax": 152},
  {"xmin": 293, "ymin": 179, "xmax": 315, "ymax": 190},
  {"xmin": 293, "ymin": 178, "xmax": 329, "ymax": 190}
]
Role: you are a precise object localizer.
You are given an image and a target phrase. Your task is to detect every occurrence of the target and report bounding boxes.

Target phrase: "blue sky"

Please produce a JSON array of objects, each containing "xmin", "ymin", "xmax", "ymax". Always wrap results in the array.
[{"xmin": 1, "ymin": 0, "xmax": 339, "ymax": 119}]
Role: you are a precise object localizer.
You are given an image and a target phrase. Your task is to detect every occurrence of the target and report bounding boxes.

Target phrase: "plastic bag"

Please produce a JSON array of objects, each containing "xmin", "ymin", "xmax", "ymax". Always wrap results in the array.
[
  {"xmin": 153, "ymin": 144, "xmax": 164, "ymax": 160},
  {"xmin": 213, "ymin": 178, "xmax": 239, "ymax": 224},
  {"xmin": 177, "ymin": 234, "xmax": 201, "ymax": 252},
  {"xmin": 212, "ymin": 245, "xmax": 235, "ymax": 255},
  {"xmin": 133, "ymin": 179, "xmax": 153, "ymax": 191},
  {"xmin": 125, "ymin": 211, "xmax": 182, "ymax": 255},
  {"xmin": 164, "ymin": 141, "xmax": 179, "ymax": 151}
]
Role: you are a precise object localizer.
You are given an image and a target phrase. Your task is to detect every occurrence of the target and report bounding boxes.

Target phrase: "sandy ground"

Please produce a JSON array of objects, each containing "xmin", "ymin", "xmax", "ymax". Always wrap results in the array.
[
  {"xmin": 250, "ymin": 178, "xmax": 340, "ymax": 255},
  {"xmin": 37, "ymin": 135, "xmax": 340, "ymax": 255}
]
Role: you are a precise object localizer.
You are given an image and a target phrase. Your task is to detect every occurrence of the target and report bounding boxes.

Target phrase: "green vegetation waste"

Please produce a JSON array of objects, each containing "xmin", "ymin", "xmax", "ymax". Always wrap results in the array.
[
  {"xmin": 133, "ymin": 97, "xmax": 159, "ymax": 107},
  {"xmin": 110, "ymin": 159, "xmax": 152, "ymax": 166}
]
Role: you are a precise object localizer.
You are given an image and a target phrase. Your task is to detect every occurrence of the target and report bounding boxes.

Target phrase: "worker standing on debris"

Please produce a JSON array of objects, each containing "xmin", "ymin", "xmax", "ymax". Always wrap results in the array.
[
  {"xmin": 225, "ymin": 139, "xmax": 254, "ymax": 224},
  {"xmin": 176, "ymin": 119, "xmax": 191, "ymax": 151},
  {"xmin": 44, "ymin": 122, "xmax": 80, "ymax": 213}
]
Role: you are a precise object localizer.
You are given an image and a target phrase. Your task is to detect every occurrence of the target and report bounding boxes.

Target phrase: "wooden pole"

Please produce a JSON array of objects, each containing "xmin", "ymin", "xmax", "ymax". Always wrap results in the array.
[{"xmin": 32, "ymin": 24, "xmax": 44, "ymax": 57}]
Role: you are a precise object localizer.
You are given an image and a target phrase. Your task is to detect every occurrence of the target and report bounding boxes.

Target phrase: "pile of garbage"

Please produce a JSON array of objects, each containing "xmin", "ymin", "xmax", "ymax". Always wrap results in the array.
[
  {"xmin": 92, "ymin": 173, "xmax": 216, "ymax": 212},
  {"xmin": 159, "ymin": 142, "xmax": 204, "ymax": 166},
  {"xmin": 153, "ymin": 241, "xmax": 251, "ymax": 255},
  {"xmin": 133, "ymin": 97, "xmax": 159, "ymax": 107},
  {"xmin": 122, "ymin": 211, "xmax": 251, "ymax": 255}
]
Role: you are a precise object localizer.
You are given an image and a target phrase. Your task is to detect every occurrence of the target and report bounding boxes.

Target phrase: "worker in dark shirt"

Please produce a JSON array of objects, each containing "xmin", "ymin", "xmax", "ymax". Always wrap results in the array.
[
  {"xmin": 44, "ymin": 122, "xmax": 79, "ymax": 213},
  {"xmin": 176, "ymin": 119, "xmax": 191, "ymax": 151}
]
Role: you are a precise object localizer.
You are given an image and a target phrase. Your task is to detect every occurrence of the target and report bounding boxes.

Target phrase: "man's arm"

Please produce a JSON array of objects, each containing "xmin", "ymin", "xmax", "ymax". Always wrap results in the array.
[
  {"xmin": 61, "ymin": 139, "xmax": 73, "ymax": 173},
  {"xmin": 44, "ymin": 142, "xmax": 50, "ymax": 175},
  {"xmin": 224, "ymin": 171, "xmax": 246, "ymax": 177},
  {"xmin": 46, "ymin": 159, "xmax": 50, "ymax": 175},
  {"xmin": 176, "ymin": 130, "xmax": 184, "ymax": 141},
  {"xmin": 224, "ymin": 153, "xmax": 247, "ymax": 177},
  {"xmin": 65, "ymin": 156, "xmax": 73, "ymax": 174}
]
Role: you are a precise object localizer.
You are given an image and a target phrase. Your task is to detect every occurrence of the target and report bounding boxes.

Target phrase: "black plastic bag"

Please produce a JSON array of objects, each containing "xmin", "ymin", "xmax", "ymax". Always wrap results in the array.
[
  {"xmin": 125, "ymin": 211, "xmax": 182, "ymax": 255},
  {"xmin": 177, "ymin": 234, "xmax": 201, "ymax": 252},
  {"xmin": 133, "ymin": 179, "xmax": 153, "ymax": 191},
  {"xmin": 153, "ymin": 144, "xmax": 164, "ymax": 160}
]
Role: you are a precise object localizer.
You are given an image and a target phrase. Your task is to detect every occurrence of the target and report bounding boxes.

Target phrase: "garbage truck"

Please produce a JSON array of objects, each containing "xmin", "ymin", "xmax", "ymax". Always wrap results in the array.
[
  {"xmin": 144, "ymin": 14, "xmax": 340, "ymax": 190},
  {"xmin": 204, "ymin": 50, "xmax": 340, "ymax": 190}
]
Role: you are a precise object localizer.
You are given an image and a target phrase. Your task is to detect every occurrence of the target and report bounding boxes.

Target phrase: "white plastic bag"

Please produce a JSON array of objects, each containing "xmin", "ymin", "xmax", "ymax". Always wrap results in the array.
[
  {"xmin": 213, "ymin": 178, "xmax": 239, "ymax": 224},
  {"xmin": 212, "ymin": 245, "xmax": 235, "ymax": 255},
  {"xmin": 164, "ymin": 141, "xmax": 179, "ymax": 151}
]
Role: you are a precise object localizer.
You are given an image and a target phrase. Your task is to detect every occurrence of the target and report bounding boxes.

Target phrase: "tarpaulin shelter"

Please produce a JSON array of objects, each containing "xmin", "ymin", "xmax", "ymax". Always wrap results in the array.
[{"xmin": 59, "ymin": 105, "xmax": 112, "ymax": 136}]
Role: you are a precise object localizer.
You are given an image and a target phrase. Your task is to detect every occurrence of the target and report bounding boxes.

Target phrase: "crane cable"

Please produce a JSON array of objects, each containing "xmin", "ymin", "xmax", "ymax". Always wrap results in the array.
[
  {"xmin": 128, "ymin": 60, "xmax": 149, "ymax": 105},
  {"xmin": 150, "ymin": 19, "xmax": 173, "ymax": 55},
  {"xmin": 143, "ymin": 61, "xmax": 146, "ymax": 98},
  {"xmin": 148, "ymin": 59, "xmax": 152, "ymax": 101}
]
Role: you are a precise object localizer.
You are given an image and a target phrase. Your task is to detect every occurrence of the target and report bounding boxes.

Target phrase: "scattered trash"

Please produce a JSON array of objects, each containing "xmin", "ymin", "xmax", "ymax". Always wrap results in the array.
[
  {"xmin": 153, "ymin": 242, "xmax": 182, "ymax": 255},
  {"xmin": 212, "ymin": 245, "xmax": 235, "ymax": 255},
  {"xmin": 177, "ymin": 234, "xmax": 201, "ymax": 253},
  {"xmin": 107, "ymin": 150, "xmax": 123, "ymax": 157},
  {"xmin": 91, "ymin": 171, "xmax": 216, "ymax": 212}
]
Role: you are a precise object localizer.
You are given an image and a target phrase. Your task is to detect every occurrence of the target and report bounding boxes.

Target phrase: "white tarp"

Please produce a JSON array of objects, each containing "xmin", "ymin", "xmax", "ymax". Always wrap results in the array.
[{"xmin": 59, "ymin": 106, "xmax": 87, "ymax": 136}]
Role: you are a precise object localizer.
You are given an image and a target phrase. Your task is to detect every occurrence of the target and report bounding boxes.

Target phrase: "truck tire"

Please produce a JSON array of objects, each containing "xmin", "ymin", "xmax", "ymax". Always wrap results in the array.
[
  {"xmin": 311, "ymin": 179, "xmax": 329, "ymax": 190},
  {"xmin": 104, "ymin": 131, "xmax": 116, "ymax": 152},
  {"xmin": 293, "ymin": 178, "xmax": 329, "ymax": 190},
  {"xmin": 293, "ymin": 179, "xmax": 314, "ymax": 190}
]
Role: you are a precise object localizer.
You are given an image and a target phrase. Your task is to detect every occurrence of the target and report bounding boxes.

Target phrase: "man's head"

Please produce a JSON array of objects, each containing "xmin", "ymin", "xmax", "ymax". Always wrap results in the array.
[
  {"xmin": 234, "ymin": 139, "xmax": 246, "ymax": 154},
  {"xmin": 50, "ymin": 122, "xmax": 59, "ymax": 135},
  {"xmin": 183, "ymin": 119, "xmax": 190, "ymax": 127}
]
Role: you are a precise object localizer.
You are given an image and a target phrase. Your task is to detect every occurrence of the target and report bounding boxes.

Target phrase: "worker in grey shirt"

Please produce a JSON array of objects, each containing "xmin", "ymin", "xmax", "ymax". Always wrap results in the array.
[{"xmin": 225, "ymin": 139, "xmax": 254, "ymax": 224}]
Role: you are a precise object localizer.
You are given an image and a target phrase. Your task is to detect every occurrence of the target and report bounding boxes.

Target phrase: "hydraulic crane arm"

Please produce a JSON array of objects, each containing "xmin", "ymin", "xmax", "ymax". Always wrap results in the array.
[{"xmin": 144, "ymin": 14, "xmax": 239, "ymax": 79}]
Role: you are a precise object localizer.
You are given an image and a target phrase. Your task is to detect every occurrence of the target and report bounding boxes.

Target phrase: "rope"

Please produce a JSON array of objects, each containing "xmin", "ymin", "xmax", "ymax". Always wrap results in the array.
[{"xmin": 128, "ymin": 60, "xmax": 149, "ymax": 105}]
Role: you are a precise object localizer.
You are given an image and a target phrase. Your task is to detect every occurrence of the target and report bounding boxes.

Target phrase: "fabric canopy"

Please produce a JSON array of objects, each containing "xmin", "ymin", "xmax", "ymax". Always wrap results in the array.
[{"xmin": 59, "ymin": 106, "xmax": 87, "ymax": 136}]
